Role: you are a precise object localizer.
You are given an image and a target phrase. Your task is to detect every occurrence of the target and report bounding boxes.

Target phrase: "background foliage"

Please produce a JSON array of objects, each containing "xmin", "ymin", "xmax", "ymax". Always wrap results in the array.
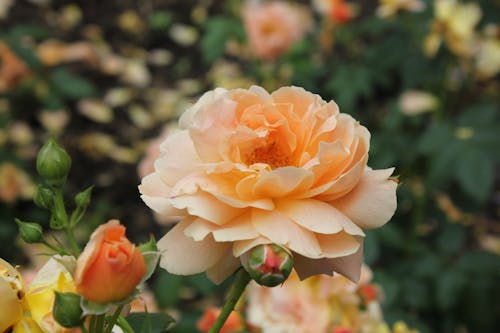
[{"xmin": 0, "ymin": 0, "xmax": 498, "ymax": 332}]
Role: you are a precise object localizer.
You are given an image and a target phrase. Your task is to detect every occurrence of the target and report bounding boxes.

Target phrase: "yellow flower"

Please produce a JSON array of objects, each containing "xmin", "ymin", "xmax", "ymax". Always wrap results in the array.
[
  {"xmin": 475, "ymin": 36, "xmax": 500, "ymax": 79},
  {"xmin": 424, "ymin": 0, "xmax": 481, "ymax": 57},
  {"xmin": 25, "ymin": 256, "xmax": 77, "ymax": 333},
  {"xmin": 0, "ymin": 258, "xmax": 24, "ymax": 332},
  {"xmin": 376, "ymin": 0, "xmax": 425, "ymax": 18},
  {"xmin": 0, "ymin": 256, "xmax": 76, "ymax": 333}
]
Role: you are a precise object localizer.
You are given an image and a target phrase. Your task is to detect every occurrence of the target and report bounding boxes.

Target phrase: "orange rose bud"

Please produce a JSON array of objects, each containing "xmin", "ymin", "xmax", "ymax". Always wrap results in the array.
[
  {"xmin": 330, "ymin": 1, "xmax": 354, "ymax": 24},
  {"xmin": 197, "ymin": 307, "xmax": 242, "ymax": 333},
  {"xmin": 75, "ymin": 220, "xmax": 146, "ymax": 303},
  {"xmin": 358, "ymin": 283, "xmax": 378, "ymax": 303}
]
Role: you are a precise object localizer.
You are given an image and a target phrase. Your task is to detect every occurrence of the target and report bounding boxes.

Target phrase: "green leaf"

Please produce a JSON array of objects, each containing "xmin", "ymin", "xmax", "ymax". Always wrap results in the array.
[
  {"xmin": 435, "ymin": 268, "xmax": 466, "ymax": 310},
  {"xmin": 50, "ymin": 68, "xmax": 96, "ymax": 99},
  {"xmin": 126, "ymin": 312, "xmax": 175, "ymax": 333},
  {"xmin": 427, "ymin": 140, "xmax": 461, "ymax": 185},
  {"xmin": 457, "ymin": 250, "xmax": 500, "ymax": 276},
  {"xmin": 436, "ymin": 223, "xmax": 466, "ymax": 254},
  {"xmin": 148, "ymin": 12, "xmax": 173, "ymax": 30},
  {"xmin": 153, "ymin": 270, "xmax": 183, "ymax": 308},
  {"xmin": 326, "ymin": 65, "xmax": 373, "ymax": 111},
  {"xmin": 455, "ymin": 148, "xmax": 494, "ymax": 202},
  {"xmin": 418, "ymin": 123, "xmax": 453, "ymax": 155},
  {"xmin": 200, "ymin": 17, "xmax": 244, "ymax": 63}
]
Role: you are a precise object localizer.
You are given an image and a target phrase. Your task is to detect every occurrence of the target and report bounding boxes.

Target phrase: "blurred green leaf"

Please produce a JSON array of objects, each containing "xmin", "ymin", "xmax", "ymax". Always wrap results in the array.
[
  {"xmin": 148, "ymin": 12, "xmax": 173, "ymax": 30},
  {"xmin": 455, "ymin": 148, "xmax": 494, "ymax": 203},
  {"xmin": 153, "ymin": 270, "xmax": 183, "ymax": 309},
  {"xmin": 436, "ymin": 223, "xmax": 466, "ymax": 254},
  {"xmin": 435, "ymin": 268, "xmax": 467, "ymax": 310},
  {"xmin": 201, "ymin": 17, "xmax": 244, "ymax": 63},
  {"xmin": 126, "ymin": 312, "xmax": 175, "ymax": 333},
  {"xmin": 50, "ymin": 68, "xmax": 96, "ymax": 99},
  {"xmin": 326, "ymin": 65, "xmax": 372, "ymax": 111}
]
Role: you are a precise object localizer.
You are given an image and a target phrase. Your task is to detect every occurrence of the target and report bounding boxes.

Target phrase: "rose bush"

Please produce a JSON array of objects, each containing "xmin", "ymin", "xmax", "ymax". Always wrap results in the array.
[{"xmin": 140, "ymin": 86, "xmax": 398, "ymax": 283}]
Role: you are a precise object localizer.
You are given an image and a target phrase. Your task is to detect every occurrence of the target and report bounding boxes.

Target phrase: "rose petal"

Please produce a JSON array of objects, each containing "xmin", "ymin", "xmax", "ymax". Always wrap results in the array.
[
  {"xmin": 170, "ymin": 192, "xmax": 243, "ymax": 225},
  {"xmin": 294, "ymin": 241, "xmax": 363, "ymax": 282},
  {"xmin": 253, "ymin": 167, "xmax": 314, "ymax": 198},
  {"xmin": 206, "ymin": 255, "xmax": 241, "ymax": 284},
  {"xmin": 233, "ymin": 236, "xmax": 271, "ymax": 257},
  {"xmin": 277, "ymin": 199, "xmax": 354, "ymax": 235},
  {"xmin": 139, "ymin": 173, "xmax": 186, "ymax": 217},
  {"xmin": 179, "ymin": 88, "xmax": 228, "ymax": 129},
  {"xmin": 251, "ymin": 209, "xmax": 322, "ymax": 258},
  {"xmin": 155, "ymin": 130, "xmax": 202, "ymax": 187},
  {"xmin": 157, "ymin": 218, "xmax": 230, "ymax": 275},
  {"xmin": 333, "ymin": 168, "xmax": 397, "ymax": 229},
  {"xmin": 183, "ymin": 218, "xmax": 217, "ymax": 241},
  {"xmin": 212, "ymin": 211, "xmax": 260, "ymax": 241},
  {"xmin": 272, "ymin": 86, "xmax": 321, "ymax": 119},
  {"xmin": 316, "ymin": 232, "xmax": 361, "ymax": 258}
]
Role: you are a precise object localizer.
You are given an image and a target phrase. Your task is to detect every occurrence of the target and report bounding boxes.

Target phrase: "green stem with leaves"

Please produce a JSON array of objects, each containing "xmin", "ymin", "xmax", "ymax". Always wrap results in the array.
[{"xmin": 208, "ymin": 268, "xmax": 251, "ymax": 333}]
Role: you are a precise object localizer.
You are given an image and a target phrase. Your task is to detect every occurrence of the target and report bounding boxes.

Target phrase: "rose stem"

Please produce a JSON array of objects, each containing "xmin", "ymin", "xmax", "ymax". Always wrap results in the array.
[
  {"xmin": 103, "ymin": 305, "xmax": 124, "ymax": 333},
  {"xmin": 208, "ymin": 268, "xmax": 251, "ymax": 333}
]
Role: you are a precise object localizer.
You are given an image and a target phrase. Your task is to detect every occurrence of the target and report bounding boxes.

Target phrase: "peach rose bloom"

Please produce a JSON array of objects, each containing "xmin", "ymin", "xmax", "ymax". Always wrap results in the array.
[
  {"xmin": 246, "ymin": 271, "xmax": 331, "ymax": 333},
  {"xmin": 75, "ymin": 220, "xmax": 146, "ymax": 303},
  {"xmin": 246, "ymin": 267, "xmax": 383, "ymax": 333},
  {"xmin": 139, "ymin": 86, "xmax": 397, "ymax": 284},
  {"xmin": 243, "ymin": 1, "xmax": 311, "ymax": 61}
]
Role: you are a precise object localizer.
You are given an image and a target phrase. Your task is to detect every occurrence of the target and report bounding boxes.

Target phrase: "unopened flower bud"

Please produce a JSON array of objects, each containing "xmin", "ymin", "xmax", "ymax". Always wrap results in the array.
[
  {"xmin": 53, "ymin": 292, "xmax": 83, "ymax": 328},
  {"xmin": 15, "ymin": 219, "xmax": 43, "ymax": 243},
  {"xmin": 36, "ymin": 139, "xmax": 71, "ymax": 187},
  {"xmin": 74, "ymin": 185, "xmax": 93, "ymax": 208},
  {"xmin": 34, "ymin": 185, "xmax": 54, "ymax": 210},
  {"xmin": 246, "ymin": 244, "xmax": 293, "ymax": 287}
]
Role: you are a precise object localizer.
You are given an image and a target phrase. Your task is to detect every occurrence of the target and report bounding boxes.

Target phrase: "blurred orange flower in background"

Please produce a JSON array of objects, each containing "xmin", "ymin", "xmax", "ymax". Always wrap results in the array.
[
  {"xmin": 197, "ymin": 307, "xmax": 243, "ymax": 333},
  {"xmin": 0, "ymin": 42, "xmax": 31, "ymax": 92},
  {"xmin": 140, "ymin": 86, "xmax": 398, "ymax": 284},
  {"xmin": 75, "ymin": 220, "xmax": 146, "ymax": 303},
  {"xmin": 243, "ymin": 1, "xmax": 311, "ymax": 61}
]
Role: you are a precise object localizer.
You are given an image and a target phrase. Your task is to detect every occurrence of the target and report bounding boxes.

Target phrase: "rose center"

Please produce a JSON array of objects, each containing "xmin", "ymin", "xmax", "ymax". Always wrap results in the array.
[{"xmin": 245, "ymin": 141, "xmax": 290, "ymax": 169}]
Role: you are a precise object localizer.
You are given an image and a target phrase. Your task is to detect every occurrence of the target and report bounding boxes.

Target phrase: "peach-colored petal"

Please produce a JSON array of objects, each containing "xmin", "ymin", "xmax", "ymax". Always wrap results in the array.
[
  {"xmin": 233, "ymin": 236, "xmax": 271, "ymax": 257},
  {"xmin": 183, "ymin": 218, "xmax": 218, "ymax": 241},
  {"xmin": 251, "ymin": 209, "xmax": 322, "ymax": 258},
  {"xmin": 301, "ymin": 152, "xmax": 367, "ymax": 199},
  {"xmin": 206, "ymin": 255, "xmax": 240, "ymax": 284},
  {"xmin": 316, "ymin": 232, "xmax": 361, "ymax": 258},
  {"xmin": 272, "ymin": 86, "xmax": 322, "ymax": 119},
  {"xmin": 212, "ymin": 212, "xmax": 260, "ymax": 242},
  {"xmin": 179, "ymin": 88, "xmax": 228, "ymax": 129},
  {"xmin": 294, "ymin": 240, "xmax": 363, "ymax": 282},
  {"xmin": 170, "ymin": 192, "xmax": 243, "ymax": 225},
  {"xmin": 189, "ymin": 97, "xmax": 238, "ymax": 161},
  {"xmin": 277, "ymin": 198, "xmax": 363, "ymax": 235},
  {"xmin": 253, "ymin": 167, "xmax": 314, "ymax": 198},
  {"xmin": 333, "ymin": 168, "xmax": 397, "ymax": 229},
  {"xmin": 139, "ymin": 173, "xmax": 186, "ymax": 217},
  {"xmin": 155, "ymin": 130, "xmax": 202, "ymax": 187},
  {"xmin": 157, "ymin": 218, "xmax": 230, "ymax": 275}
]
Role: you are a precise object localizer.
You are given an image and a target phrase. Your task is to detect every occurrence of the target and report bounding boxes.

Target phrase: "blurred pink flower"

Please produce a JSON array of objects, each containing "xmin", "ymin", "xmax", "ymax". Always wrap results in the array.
[{"xmin": 243, "ymin": 1, "xmax": 311, "ymax": 61}]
